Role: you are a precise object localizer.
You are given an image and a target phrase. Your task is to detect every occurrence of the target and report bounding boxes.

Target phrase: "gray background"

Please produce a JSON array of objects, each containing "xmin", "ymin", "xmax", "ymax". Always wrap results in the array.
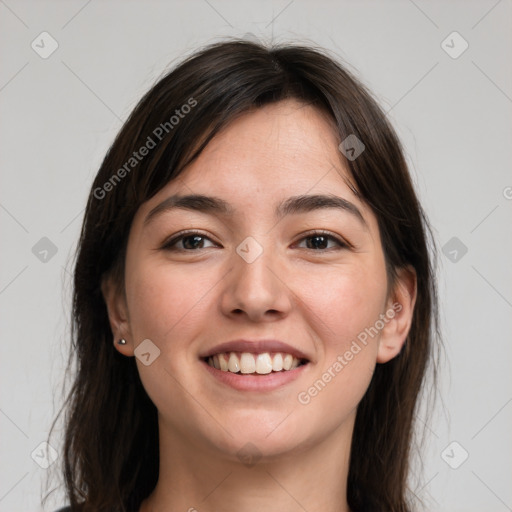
[{"xmin": 1, "ymin": 1, "xmax": 511, "ymax": 511}]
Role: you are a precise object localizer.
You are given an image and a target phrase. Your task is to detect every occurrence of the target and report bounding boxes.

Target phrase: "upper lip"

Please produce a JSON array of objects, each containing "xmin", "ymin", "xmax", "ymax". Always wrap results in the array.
[{"xmin": 199, "ymin": 339, "xmax": 310, "ymax": 362}]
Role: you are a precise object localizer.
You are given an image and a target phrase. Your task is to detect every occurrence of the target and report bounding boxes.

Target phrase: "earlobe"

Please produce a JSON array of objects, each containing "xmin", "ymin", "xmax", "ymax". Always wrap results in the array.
[
  {"xmin": 101, "ymin": 275, "xmax": 134, "ymax": 356},
  {"xmin": 376, "ymin": 266, "xmax": 417, "ymax": 364}
]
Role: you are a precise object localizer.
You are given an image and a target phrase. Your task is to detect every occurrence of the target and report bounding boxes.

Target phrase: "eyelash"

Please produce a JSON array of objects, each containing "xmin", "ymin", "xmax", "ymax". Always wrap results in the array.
[{"xmin": 161, "ymin": 229, "xmax": 350, "ymax": 252}]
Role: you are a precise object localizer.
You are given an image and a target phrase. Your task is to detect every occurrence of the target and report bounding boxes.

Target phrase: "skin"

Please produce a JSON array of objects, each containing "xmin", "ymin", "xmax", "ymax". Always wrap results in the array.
[{"xmin": 103, "ymin": 99, "xmax": 416, "ymax": 512}]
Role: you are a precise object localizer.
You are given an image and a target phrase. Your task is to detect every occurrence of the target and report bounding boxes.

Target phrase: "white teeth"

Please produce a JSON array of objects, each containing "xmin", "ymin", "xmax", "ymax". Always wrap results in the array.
[
  {"xmin": 255, "ymin": 353, "xmax": 273, "ymax": 374},
  {"xmin": 272, "ymin": 353, "xmax": 283, "ymax": 371},
  {"xmin": 240, "ymin": 352, "xmax": 256, "ymax": 374},
  {"xmin": 219, "ymin": 354, "xmax": 229, "ymax": 371},
  {"xmin": 206, "ymin": 351, "xmax": 303, "ymax": 375},
  {"xmin": 228, "ymin": 352, "xmax": 240, "ymax": 373}
]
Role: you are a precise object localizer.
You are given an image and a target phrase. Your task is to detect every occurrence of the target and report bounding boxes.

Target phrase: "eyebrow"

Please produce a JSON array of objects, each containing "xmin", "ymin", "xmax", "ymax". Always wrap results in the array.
[{"xmin": 144, "ymin": 193, "xmax": 367, "ymax": 227}]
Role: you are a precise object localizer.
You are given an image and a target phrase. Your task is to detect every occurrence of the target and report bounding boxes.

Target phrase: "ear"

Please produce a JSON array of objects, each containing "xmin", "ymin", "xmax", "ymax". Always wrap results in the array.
[
  {"xmin": 101, "ymin": 274, "xmax": 134, "ymax": 357},
  {"xmin": 376, "ymin": 265, "xmax": 417, "ymax": 364}
]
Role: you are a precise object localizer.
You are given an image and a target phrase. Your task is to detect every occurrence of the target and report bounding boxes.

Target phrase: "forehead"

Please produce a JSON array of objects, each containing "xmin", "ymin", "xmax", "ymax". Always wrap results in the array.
[
  {"xmin": 164, "ymin": 100, "xmax": 359, "ymax": 201},
  {"xmin": 125, "ymin": 100, "xmax": 385, "ymax": 257},
  {"xmin": 134, "ymin": 99, "xmax": 379, "ymax": 233}
]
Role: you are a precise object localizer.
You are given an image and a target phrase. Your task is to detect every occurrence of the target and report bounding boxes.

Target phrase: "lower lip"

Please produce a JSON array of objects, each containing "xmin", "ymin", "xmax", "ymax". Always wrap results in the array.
[{"xmin": 200, "ymin": 359, "xmax": 309, "ymax": 391}]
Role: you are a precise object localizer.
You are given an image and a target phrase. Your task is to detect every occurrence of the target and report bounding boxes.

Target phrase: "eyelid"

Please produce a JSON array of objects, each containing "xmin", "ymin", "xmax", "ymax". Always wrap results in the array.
[
  {"xmin": 160, "ymin": 229, "xmax": 352, "ymax": 252},
  {"xmin": 293, "ymin": 229, "xmax": 352, "ymax": 250},
  {"xmin": 160, "ymin": 229, "xmax": 220, "ymax": 251}
]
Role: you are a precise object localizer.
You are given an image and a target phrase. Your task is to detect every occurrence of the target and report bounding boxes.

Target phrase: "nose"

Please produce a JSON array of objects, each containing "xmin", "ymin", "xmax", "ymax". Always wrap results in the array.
[{"xmin": 220, "ymin": 240, "xmax": 292, "ymax": 322}]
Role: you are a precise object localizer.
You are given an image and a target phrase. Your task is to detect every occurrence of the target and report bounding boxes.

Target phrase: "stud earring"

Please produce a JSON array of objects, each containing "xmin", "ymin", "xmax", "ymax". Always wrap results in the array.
[{"xmin": 117, "ymin": 338, "xmax": 127, "ymax": 345}]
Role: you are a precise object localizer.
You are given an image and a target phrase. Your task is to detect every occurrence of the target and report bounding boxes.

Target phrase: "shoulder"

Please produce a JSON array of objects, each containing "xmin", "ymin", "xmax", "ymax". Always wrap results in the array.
[{"xmin": 54, "ymin": 507, "xmax": 71, "ymax": 512}]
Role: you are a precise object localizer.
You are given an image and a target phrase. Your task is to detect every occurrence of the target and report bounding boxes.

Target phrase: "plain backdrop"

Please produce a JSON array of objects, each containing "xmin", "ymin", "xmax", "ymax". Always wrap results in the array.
[{"xmin": 1, "ymin": 1, "xmax": 511, "ymax": 511}]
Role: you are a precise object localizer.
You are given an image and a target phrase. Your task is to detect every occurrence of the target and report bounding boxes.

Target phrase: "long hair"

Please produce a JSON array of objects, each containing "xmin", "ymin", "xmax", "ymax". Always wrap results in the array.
[{"xmin": 45, "ymin": 38, "xmax": 441, "ymax": 512}]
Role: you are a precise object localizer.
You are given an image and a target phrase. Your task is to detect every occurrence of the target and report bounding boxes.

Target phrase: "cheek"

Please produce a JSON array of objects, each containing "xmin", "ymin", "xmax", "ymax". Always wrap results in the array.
[
  {"xmin": 298, "ymin": 261, "xmax": 387, "ymax": 414},
  {"xmin": 124, "ymin": 259, "xmax": 210, "ymax": 344},
  {"xmin": 298, "ymin": 260, "xmax": 388, "ymax": 352},
  {"xmin": 295, "ymin": 268, "xmax": 385, "ymax": 424},
  {"xmin": 124, "ymin": 260, "xmax": 215, "ymax": 415}
]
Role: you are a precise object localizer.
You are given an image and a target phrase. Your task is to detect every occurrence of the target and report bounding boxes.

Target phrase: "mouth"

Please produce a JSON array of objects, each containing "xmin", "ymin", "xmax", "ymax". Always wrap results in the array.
[
  {"xmin": 200, "ymin": 351, "xmax": 309, "ymax": 376},
  {"xmin": 198, "ymin": 339, "xmax": 312, "ymax": 390}
]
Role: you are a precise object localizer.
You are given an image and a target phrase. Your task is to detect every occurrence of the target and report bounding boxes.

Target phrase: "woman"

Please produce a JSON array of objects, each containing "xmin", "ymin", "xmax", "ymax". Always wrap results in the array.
[{"xmin": 47, "ymin": 38, "xmax": 440, "ymax": 512}]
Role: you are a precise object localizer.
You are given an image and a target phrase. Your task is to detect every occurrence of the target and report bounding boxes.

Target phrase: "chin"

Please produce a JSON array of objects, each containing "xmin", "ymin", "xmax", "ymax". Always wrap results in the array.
[{"xmin": 197, "ymin": 411, "xmax": 315, "ymax": 463}]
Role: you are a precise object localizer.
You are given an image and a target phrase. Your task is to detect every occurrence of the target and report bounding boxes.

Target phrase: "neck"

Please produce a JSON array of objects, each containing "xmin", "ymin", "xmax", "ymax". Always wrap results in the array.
[{"xmin": 140, "ymin": 412, "xmax": 355, "ymax": 512}]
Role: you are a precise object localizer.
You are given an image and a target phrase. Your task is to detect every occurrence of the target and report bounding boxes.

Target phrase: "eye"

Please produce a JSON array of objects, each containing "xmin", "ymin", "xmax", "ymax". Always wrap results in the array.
[
  {"xmin": 294, "ymin": 231, "xmax": 349, "ymax": 251},
  {"xmin": 161, "ymin": 231, "xmax": 218, "ymax": 251},
  {"xmin": 161, "ymin": 230, "xmax": 349, "ymax": 252}
]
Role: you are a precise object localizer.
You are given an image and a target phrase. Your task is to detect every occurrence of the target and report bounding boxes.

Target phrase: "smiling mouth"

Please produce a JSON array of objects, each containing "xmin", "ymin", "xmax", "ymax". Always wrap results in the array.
[{"xmin": 201, "ymin": 351, "xmax": 309, "ymax": 375}]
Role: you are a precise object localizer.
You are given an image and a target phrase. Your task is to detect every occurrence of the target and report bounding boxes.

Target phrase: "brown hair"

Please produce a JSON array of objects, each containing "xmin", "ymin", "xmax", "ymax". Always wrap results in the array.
[{"xmin": 45, "ymin": 38, "xmax": 441, "ymax": 512}]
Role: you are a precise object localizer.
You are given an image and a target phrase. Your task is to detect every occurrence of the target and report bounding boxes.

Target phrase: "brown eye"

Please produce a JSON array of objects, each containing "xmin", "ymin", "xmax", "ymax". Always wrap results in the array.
[
  {"xmin": 162, "ymin": 232, "xmax": 217, "ymax": 251},
  {"xmin": 296, "ymin": 231, "xmax": 348, "ymax": 251}
]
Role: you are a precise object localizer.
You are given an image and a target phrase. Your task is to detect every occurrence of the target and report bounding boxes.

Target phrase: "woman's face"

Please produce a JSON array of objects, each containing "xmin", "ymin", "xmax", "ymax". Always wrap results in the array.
[{"xmin": 106, "ymin": 99, "xmax": 413, "ymax": 462}]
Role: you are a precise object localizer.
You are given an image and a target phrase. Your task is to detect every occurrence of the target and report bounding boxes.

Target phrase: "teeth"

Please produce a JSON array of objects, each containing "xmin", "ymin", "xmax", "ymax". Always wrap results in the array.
[
  {"xmin": 206, "ymin": 352, "xmax": 303, "ymax": 375},
  {"xmin": 240, "ymin": 353, "xmax": 256, "ymax": 374},
  {"xmin": 255, "ymin": 353, "xmax": 273, "ymax": 374},
  {"xmin": 219, "ymin": 354, "xmax": 229, "ymax": 371},
  {"xmin": 228, "ymin": 352, "xmax": 240, "ymax": 373},
  {"xmin": 283, "ymin": 354, "xmax": 298, "ymax": 370},
  {"xmin": 272, "ymin": 353, "xmax": 283, "ymax": 371}
]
